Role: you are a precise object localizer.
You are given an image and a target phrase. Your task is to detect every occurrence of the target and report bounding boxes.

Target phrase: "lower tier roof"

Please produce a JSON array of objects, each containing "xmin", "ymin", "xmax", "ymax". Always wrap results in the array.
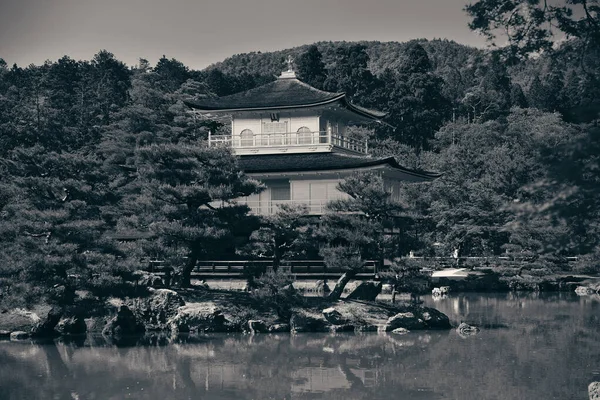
[{"xmin": 238, "ymin": 153, "xmax": 440, "ymax": 181}]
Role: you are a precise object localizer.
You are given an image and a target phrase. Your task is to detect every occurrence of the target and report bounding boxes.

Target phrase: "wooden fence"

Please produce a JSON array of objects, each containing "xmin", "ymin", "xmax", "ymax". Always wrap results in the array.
[
  {"xmin": 146, "ymin": 259, "xmax": 379, "ymax": 280},
  {"xmin": 144, "ymin": 256, "xmax": 580, "ymax": 280}
]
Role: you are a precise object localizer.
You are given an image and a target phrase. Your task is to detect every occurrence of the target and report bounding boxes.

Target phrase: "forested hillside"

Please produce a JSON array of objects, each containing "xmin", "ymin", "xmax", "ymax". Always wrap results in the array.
[{"xmin": 1, "ymin": 34, "xmax": 599, "ymax": 308}]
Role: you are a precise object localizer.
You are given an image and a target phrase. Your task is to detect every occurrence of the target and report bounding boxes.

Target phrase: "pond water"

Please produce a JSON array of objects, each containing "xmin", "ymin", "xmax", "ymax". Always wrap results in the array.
[{"xmin": 1, "ymin": 292, "xmax": 599, "ymax": 400}]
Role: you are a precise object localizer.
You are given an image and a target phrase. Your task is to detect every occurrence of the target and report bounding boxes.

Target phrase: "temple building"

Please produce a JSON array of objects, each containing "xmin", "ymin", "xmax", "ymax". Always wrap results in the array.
[{"xmin": 185, "ymin": 61, "xmax": 439, "ymax": 215}]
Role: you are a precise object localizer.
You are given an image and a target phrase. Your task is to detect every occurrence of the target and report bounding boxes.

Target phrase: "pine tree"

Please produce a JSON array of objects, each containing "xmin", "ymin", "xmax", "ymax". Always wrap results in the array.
[
  {"xmin": 243, "ymin": 205, "xmax": 315, "ymax": 272},
  {"xmin": 319, "ymin": 172, "xmax": 404, "ymax": 300},
  {"xmin": 0, "ymin": 146, "xmax": 131, "ymax": 308},
  {"xmin": 135, "ymin": 144, "xmax": 262, "ymax": 287}
]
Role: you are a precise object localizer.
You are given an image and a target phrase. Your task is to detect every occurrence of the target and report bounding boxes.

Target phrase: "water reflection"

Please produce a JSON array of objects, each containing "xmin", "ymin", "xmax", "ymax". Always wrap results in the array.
[{"xmin": 0, "ymin": 293, "xmax": 599, "ymax": 400}]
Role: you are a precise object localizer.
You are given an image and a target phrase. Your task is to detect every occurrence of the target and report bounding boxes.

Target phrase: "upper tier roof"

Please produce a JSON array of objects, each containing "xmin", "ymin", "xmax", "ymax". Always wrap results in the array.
[{"xmin": 184, "ymin": 75, "xmax": 386, "ymax": 120}]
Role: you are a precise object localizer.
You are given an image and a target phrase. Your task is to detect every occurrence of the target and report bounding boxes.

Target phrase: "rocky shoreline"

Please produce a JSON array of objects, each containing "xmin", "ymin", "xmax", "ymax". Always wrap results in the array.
[
  {"xmin": 2, "ymin": 273, "xmax": 598, "ymax": 344},
  {"xmin": 0, "ymin": 286, "xmax": 452, "ymax": 343}
]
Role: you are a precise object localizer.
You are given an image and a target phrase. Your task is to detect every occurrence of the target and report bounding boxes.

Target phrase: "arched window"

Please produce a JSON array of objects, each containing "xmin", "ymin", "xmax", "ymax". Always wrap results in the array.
[
  {"xmin": 297, "ymin": 126, "xmax": 312, "ymax": 144},
  {"xmin": 240, "ymin": 129, "xmax": 254, "ymax": 147}
]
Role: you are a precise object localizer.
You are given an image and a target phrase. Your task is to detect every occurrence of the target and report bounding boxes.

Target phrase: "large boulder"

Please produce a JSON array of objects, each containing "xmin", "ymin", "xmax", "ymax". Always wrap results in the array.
[
  {"xmin": 322, "ymin": 307, "xmax": 348, "ymax": 325},
  {"xmin": 130, "ymin": 289, "xmax": 185, "ymax": 330},
  {"xmin": 167, "ymin": 302, "xmax": 226, "ymax": 334},
  {"xmin": 385, "ymin": 312, "xmax": 426, "ymax": 331},
  {"xmin": 0, "ymin": 308, "xmax": 43, "ymax": 334},
  {"xmin": 416, "ymin": 307, "xmax": 452, "ymax": 329},
  {"xmin": 290, "ymin": 310, "xmax": 329, "ymax": 333},
  {"xmin": 247, "ymin": 320, "xmax": 267, "ymax": 333},
  {"xmin": 346, "ymin": 281, "xmax": 382, "ymax": 301},
  {"xmin": 31, "ymin": 307, "xmax": 63, "ymax": 338},
  {"xmin": 132, "ymin": 270, "xmax": 164, "ymax": 288},
  {"xmin": 590, "ymin": 382, "xmax": 600, "ymax": 400},
  {"xmin": 55, "ymin": 316, "xmax": 87, "ymax": 336},
  {"xmin": 102, "ymin": 305, "xmax": 145, "ymax": 337}
]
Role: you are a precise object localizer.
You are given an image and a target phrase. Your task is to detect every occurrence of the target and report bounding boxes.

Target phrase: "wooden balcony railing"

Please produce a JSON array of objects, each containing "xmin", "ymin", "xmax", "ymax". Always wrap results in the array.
[{"xmin": 208, "ymin": 131, "xmax": 368, "ymax": 154}]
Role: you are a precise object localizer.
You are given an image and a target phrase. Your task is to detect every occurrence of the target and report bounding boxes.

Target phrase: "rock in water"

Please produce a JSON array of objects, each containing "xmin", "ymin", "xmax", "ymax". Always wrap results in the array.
[
  {"xmin": 385, "ymin": 312, "xmax": 426, "ymax": 331},
  {"xmin": 167, "ymin": 302, "xmax": 226, "ymax": 334},
  {"xmin": 329, "ymin": 324, "xmax": 355, "ymax": 333},
  {"xmin": 55, "ymin": 316, "xmax": 87, "ymax": 336},
  {"xmin": 31, "ymin": 307, "xmax": 63, "ymax": 338},
  {"xmin": 247, "ymin": 320, "xmax": 267, "ymax": 333},
  {"xmin": 131, "ymin": 289, "xmax": 185, "ymax": 329},
  {"xmin": 575, "ymin": 286, "xmax": 597, "ymax": 295},
  {"xmin": 456, "ymin": 322, "xmax": 480, "ymax": 338},
  {"xmin": 589, "ymin": 382, "xmax": 600, "ymax": 400},
  {"xmin": 391, "ymin": 327, "xmax": 410, "ymax": 335},
  {"xmin": 290, "ymin": 310, "xmax": 329, "ymax": 333},
  {"xmin": 268, "ymin": 323, "xmax": 290, "ymax": 333},
  {"xmin": 418, "ymin": 307, "xmax": 452, "ymax": 329},
  {"xmin": 102, "ymin": 306, "xmax": 145, "ymax": 337},
  {"xmin": 322, "ymin": 307, "xmax": 348, "ymax": 325},
  {"xmin": 346, "ymin": 281, "xmax": 382, "ymax": 301},
  {"xmin": 10, "ymin": 331, "xmax": 29, "ymax": 340}
]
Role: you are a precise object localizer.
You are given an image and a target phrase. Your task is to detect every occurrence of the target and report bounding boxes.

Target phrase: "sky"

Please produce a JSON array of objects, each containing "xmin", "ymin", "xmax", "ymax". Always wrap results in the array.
[{"xmin": 0, "ymin": 0, "xmax": 488, "ymax": 70}]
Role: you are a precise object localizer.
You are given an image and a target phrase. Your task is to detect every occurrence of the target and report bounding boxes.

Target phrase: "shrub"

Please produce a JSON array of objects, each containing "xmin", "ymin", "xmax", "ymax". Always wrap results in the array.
[{"xmin": 249, "ymin": 269, "xmax": 303, "ymax": 319}]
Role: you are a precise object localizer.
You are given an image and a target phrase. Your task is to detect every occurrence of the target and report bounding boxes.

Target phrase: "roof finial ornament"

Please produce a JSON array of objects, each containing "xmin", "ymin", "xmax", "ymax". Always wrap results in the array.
[{"xmin": 279, "ymin": 55, "xmax": 297, "ymax": 79}]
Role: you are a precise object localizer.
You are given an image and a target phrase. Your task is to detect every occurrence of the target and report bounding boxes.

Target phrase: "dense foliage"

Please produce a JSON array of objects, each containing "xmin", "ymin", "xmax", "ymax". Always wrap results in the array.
[{"xmin": 1, "ymin": 28, "xmax": 599, "ymax": 307}]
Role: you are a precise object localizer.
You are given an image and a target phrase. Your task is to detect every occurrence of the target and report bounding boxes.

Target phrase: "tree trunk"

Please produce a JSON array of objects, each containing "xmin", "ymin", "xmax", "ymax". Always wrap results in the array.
[
  {"xmin": 272, "ymin": 239, "xmax": 281, "ymax": 273},
  {"xmin": 180, "ymin": 252, "xmax": 198, "ymax": 288},
  {"xmin": 328, "ymin": 271, "xmax": 356, "ymax": 301}
]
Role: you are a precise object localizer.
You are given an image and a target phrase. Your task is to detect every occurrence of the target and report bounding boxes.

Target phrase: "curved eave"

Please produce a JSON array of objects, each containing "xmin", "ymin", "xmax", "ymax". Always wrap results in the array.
[
  {"xmin": 184, "ymin": 93, "xmax": 388, "ymax": 121},
  {"xmin": 241, "ymin": 155, "xmax": 440, "ymax": 181},
  {"xmin": 341, "ymin": 98, "xmax": 387, "ymax": 119},
  {"xmin": 380, "ymin": 157, "xmax": 442, "ymax": 181},
  {"xmin": 184, "ymin": 93, "xmax": 346, "ymax": 113}
]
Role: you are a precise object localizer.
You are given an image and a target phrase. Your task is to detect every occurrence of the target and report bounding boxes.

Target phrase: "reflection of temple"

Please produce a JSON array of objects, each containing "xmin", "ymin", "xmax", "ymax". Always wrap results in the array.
[{"xmin": 186, "ymin": 62, "xmax": 438, "ymax": 216}]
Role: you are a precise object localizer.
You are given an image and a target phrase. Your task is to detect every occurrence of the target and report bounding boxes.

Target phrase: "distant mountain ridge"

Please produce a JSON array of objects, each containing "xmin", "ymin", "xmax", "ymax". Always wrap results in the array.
[{"xmin": 205, "ymin": 39, "xmax": 484, "ymax": 78}]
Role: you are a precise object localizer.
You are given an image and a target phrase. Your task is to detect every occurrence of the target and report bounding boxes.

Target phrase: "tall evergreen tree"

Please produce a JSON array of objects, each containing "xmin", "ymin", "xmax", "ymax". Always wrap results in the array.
[
  {"xmin": 296, "ymin": 45, "xmax": 326, "ymax": 89},
  {"xmin": 384, "ymin": 42, "xmax": 450, "ymax": 149},
  {"xmin": 323, "ymin": 44, "xmax": 377, "ymax": 103}
]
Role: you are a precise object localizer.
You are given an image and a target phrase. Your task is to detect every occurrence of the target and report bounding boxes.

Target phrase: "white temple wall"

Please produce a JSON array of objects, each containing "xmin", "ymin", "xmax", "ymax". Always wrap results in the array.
[
  {"xmin": 231, "ymin": 118, "xmax": 262, "ymax": 136},
  {"xmin": 289, "ymin": 116, "xmax": 319, "ymax": 132},
  {"xmin": 237, "ymin": 168, "xmax": 408, "ymax": 215},
  {"xmin": 232, "ymin": 115, "xmax": 320, "ymax": 136}
]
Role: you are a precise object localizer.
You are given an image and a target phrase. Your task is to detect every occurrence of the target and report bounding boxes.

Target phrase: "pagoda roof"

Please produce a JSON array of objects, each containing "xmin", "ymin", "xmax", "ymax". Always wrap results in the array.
[
  {"xmin": 184, "ymin": 76, "xmax": 386, "ymax": 120},
  {"xmin": 238, "ymin": 153, "xmax": 440, "ymax": 181}
]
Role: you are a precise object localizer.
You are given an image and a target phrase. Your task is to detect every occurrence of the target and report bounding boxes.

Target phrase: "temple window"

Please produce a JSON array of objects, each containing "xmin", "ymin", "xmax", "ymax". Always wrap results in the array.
[
  {"xmin": 240, "ymin": 129, "xmax": 254, "ymax": 147},
  {"xmin": 263, "ymin": 121, "xmax": 288, "ymax": 145},
  {"xmin": 297, "ymin": 126, "xmax": 312, "ymax": 144},
  {"xmin": 270, "ymin": 181, "xmax": 291, "ymax": 201}
]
